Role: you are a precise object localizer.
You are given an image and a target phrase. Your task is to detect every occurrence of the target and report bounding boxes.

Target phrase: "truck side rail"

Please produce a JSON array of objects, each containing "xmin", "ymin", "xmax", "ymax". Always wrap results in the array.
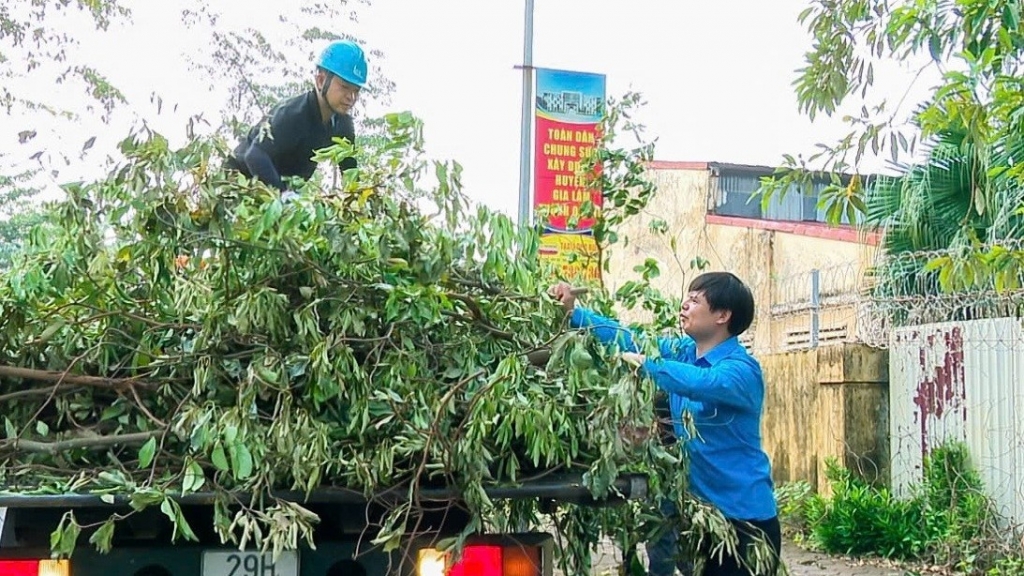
[{"xmin": 0, "ymin": 473, "xmax": 648, "ymax": 508}]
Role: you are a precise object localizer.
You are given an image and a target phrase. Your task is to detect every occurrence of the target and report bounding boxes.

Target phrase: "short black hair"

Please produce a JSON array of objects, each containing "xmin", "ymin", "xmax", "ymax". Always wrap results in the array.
[{"xmin": 688, "ymin": 272, "xmax": 755, "ymax": 336}]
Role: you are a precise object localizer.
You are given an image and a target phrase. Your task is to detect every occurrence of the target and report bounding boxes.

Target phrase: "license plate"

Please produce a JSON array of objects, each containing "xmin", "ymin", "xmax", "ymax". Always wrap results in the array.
[{"xmin": 202, "ymin": 550, "xmax": 299, "ymax": 576}]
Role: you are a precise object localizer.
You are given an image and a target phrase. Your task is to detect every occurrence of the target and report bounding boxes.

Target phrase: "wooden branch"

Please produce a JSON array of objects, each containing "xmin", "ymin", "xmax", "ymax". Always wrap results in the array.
[
  {"xmin": 0, "ymin": 386, "xmax": 85, "ymax": 404},
  {"xmin": 439, "ymin": 310, "xmax": 516, "ymax": 342},
  {"xmin": 447, "ymin": 276, "xmax": 502, "ymax": 296},
  {"xmin": 445, "ymin": 292, "xmax": 486, "ymax": 319},
  {"xmin": 1, "ymin": 431, "xmax": 162, "ymax": 455},
  {"xmin": 0, "ymin": 365, "xmax": 158, "ymax": 390},
  {"xmin": 56, "ymin": 306, "xmax": 202, "ymax": 333},
  {"xmin": 443, "ymin": 292, "xmax": 537, "ymax": 347}
]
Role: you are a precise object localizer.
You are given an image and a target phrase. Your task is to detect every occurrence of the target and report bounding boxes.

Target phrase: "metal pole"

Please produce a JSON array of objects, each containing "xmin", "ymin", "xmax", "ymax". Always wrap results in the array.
[{"xmin": 517, "ymin": 0, "xmax": 535, "ymax": 228}]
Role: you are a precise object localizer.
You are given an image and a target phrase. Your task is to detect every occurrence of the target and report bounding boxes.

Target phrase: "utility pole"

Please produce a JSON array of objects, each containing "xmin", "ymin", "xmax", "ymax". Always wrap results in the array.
[{"xmin": 517, "ymin": 0, "xmax": 535, "ymax": 228}]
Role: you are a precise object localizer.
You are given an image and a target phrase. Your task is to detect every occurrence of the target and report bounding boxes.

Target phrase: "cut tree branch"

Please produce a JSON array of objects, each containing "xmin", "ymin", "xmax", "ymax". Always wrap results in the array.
[
  {"xmin": 1, "ymin": 431, "xmax": 163, "ymax": 455},
  {"xmin": 440, "ymin": 310, "xmax": 517, "ymax": 342},
  {"xmin": 0, "ymin": 386, "xmax": 85, "ymax": 404},
  {"xmin": 0, "ymin": 365, "xmax": 159, "ymax": 390}
]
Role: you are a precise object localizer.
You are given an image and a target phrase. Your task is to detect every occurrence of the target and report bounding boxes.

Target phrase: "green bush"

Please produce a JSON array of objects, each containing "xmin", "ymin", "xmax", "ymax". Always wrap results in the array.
[
  {"xmin": 922, "ymin": 442, "xmax": 991, "ymax": 544},
  {"xmin": 783, "ymin": 441, "xmax": 1012, "ymax": 572},
  {"xmin": 988, "ymin": 556, "xmax": 1024, "ymax": 576},
  {"xmin": 804, "ymin": 463, "xmax": 930, "ymax": 559},
  {"xmin": 775, "ymin": 480, "xmax": 813, "ymax": 538}
]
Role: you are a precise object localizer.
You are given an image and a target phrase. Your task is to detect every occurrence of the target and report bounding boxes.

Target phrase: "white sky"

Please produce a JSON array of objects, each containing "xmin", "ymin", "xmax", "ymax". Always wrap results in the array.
[{"xmin": 2, "ymin": 0, "xmax": 939, "ymax": 220}]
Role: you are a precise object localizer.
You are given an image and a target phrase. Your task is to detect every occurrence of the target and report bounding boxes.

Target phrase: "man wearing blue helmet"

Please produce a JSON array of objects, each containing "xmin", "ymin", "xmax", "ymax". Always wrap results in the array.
[{"xmin": 225, "ymin": 39, "xmax": 368, "ymax": 191}]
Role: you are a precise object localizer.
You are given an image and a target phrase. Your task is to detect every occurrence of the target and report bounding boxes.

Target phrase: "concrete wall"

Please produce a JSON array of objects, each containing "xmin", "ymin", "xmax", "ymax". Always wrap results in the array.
[
  {"xmin": 760, "ymin": 343, "xmax": 890, "ymax": 493},
  {"xmin": 602, "ymin": 167, "xmax": 774, "ymax": 322},
  {"xmin": 602, "ymin": 166, "xmax": 715, "ymax": 309}
]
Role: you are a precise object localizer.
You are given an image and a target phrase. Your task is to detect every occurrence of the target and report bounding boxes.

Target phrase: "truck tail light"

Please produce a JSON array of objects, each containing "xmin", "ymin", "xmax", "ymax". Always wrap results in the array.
[
  {"xmin": 417, "ymin": 544, "xmax": 541, "ymax": 576},
  {"xmin": 0, "ymin": 560, "xmax": 71, "ymax": 576}
]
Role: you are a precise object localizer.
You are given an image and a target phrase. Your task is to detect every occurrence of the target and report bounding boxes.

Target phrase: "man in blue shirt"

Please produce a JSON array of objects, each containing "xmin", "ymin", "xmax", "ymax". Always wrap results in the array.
[{"xmin": 550, "ymin": 272, "xmax": 781, "ymax": 576}]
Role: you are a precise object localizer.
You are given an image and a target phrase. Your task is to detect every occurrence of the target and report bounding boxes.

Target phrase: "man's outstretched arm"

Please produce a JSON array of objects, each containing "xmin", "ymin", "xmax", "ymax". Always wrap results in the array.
[{"xmin": 240, "ymin": 142, "xmax": 286, "ymax": 191}]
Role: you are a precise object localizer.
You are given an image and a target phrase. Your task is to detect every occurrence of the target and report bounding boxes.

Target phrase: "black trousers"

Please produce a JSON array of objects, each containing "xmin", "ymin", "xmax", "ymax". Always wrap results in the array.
[
  {"xmin": 648, "ymin": 503, "xmax": 782, "ymax": 576},
  {"xmin": 703, "ymin": 516, "xmax": 782, "ymax": 576}
]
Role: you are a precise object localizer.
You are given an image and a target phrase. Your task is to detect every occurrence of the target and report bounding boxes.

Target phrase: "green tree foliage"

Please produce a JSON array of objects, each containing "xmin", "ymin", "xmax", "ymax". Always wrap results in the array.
[
  {"xmin": 0, "ymin": 109, "xmax": 630, "ymax": 563},
  {"xmin": 761, "ymin": 0, "xmax": 1024, "ymax": 226},
  {"xmin": 862, "ymin": 127, "xmax": 1024, "ymax": 310},
  {"xmin": 1, "ymin": 1, "xmax": 130, "ymax": 264},
  {"xmin": 1, "ymin": 0, "xmax": 395, "ymax": 263},
  {"xmin": 0, "ymin": 168, "xmax": 47, "ymax": 268},
  {"xmin": 0, "ymin": 0, "xmax": 129, "ymax": 118}
]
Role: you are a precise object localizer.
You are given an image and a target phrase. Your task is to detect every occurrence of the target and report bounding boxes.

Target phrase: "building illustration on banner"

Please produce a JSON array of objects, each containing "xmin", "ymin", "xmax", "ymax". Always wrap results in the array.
[
  {"xmin": 537, "ymin": 90, "xmax": 603, "ymax": 119},
  {"xmin": 534, "ymin": 69, "xmax": 606, "ymax": 124}
]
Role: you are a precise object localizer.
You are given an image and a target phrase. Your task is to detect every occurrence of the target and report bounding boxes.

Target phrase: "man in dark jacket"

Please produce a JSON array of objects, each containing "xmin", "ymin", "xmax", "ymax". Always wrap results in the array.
[{"xmin": 225, "ymin": 39, "xmax": 367, "ymax": 191}]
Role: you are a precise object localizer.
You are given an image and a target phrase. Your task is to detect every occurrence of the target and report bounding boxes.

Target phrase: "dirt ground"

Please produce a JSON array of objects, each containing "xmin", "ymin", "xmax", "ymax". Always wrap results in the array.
[
  {"xmin": 578, "ymin": 538, "xmax": 915, "ymax": 575},
  {"xmin": 780, "ymin": 542, "xmax": 911, "ymax": 576}
]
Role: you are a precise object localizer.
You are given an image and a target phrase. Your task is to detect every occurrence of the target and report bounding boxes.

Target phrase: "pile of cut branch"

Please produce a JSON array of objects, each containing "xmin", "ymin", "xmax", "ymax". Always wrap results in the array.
[{"xmin": 0, "ymin": 116, "xmax": 657, "ymax": 563}]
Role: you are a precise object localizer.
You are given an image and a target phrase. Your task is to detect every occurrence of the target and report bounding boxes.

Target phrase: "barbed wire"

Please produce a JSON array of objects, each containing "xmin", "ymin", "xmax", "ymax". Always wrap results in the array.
[
  {"xmin": 771, "ymin": 262, "xmax": 868, "ymax": 309},
  {"xmin": 764, "ymin": 242, "xmax": 1024, "ymax": 351},
  {"xmin": 761, "ymin": 247, "xmax": 1024, "ymax": 534}
]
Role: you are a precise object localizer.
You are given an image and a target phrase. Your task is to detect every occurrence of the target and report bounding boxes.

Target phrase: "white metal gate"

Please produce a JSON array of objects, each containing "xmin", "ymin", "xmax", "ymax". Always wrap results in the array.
[{"xmin": 890, "ymin": 317, "xmax": 1024, "ymax": 527}]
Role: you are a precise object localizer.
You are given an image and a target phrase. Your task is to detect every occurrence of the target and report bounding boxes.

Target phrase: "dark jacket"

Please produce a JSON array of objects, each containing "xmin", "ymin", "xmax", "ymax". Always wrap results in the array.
[{"xmin": 226, "ymin": 90, "xmax": 357, "ymax": 190}]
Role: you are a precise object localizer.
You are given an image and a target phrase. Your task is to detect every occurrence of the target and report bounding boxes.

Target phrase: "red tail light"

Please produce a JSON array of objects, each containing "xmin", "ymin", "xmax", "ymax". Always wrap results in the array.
[
  {"xmin": 418, "ymin": 543, "xmax": 541, "ymax": 576},
  {"xmin": 448, "ymin": 545, "xmax": 501, "ymax": 576},
  {"xmin": 0, "ymin": 560, "xmax": 37, "ymax": 576},
  {"xmin": 0, "ymin": 560, "xmax": 70, "ymax": 576}
]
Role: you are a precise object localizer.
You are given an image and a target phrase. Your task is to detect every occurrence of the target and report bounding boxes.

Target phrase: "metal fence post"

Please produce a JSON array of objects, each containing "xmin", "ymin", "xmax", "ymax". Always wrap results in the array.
[{"xmin": 810, "ymin": 268, "xmax": 820, "ymax": 347}]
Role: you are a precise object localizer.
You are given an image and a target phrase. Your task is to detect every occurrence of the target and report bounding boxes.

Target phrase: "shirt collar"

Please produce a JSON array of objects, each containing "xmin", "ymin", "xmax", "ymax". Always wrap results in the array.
[{"xmin": 697, "ymin": 336, "xmax": 741, "ymax": 365}]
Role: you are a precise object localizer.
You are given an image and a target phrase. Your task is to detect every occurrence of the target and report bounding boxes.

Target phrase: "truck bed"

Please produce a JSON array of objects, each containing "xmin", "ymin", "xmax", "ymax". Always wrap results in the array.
[{"xmin": 0, "ymin": 473, "xmax": 647, "ymax": 576}]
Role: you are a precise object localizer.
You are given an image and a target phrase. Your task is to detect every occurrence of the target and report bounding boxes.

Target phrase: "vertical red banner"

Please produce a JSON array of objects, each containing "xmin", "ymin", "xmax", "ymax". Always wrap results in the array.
[{"xmin": 533, "ymin": 69, "xmax": 606, "ymax": 281}]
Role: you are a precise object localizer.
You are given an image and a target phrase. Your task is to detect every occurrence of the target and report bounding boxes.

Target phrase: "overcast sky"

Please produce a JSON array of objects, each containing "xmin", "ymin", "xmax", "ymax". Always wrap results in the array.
[{"xmin": 2, "ymin": 0, "xmax": 938, "ymax": 218}]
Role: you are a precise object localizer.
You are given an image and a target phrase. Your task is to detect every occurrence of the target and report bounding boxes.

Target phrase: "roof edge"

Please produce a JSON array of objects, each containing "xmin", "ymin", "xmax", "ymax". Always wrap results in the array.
[{"xmin": 646, "ymin": 160, "xmax": 709, "ymax": 170}]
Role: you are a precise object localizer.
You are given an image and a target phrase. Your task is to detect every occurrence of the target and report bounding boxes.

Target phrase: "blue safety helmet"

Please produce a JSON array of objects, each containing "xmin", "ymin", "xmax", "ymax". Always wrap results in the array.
[{"xmin": 316, "ymin": 40, "xmax": 368, "ymax": 88}]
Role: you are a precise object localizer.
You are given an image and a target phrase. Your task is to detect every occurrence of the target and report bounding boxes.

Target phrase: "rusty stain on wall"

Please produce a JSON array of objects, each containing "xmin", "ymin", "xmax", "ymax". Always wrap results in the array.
[
  {"xmin": 912, "ymin": 327, "xmax": 966, "ymax": 456},
  {"xmin": 890, "ymin": 318, "xmax": 1024, "ymax": 527}
]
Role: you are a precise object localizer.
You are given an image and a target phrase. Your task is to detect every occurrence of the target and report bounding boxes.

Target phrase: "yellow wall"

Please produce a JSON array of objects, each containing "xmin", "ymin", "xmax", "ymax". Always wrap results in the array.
[
  {"xmin": 601, "ymin": 167, "xmax": 713, "ymax": 307},
  {"xmin": 760, "ymin": 344, "xmax": 889, "ymax": 493}
]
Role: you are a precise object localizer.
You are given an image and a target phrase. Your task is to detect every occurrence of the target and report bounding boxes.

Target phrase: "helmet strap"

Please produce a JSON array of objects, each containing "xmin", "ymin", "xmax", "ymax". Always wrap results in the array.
[{"xmin": 320, "ymin": 70, "xmax": 335, "ymax": 101}]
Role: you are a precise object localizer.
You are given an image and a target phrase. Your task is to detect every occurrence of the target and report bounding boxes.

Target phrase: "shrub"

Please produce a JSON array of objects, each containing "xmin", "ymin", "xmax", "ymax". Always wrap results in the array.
[{"xmin": 782, "ymin": 441, "xmax": 1018, "ymax": 573}]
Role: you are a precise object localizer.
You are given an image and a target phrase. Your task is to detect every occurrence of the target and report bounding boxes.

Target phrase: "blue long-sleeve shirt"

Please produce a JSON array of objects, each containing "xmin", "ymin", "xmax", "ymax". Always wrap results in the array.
[{"xmin": 571, "ymin": 307, "xmax": 777, "ymax": 521}]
